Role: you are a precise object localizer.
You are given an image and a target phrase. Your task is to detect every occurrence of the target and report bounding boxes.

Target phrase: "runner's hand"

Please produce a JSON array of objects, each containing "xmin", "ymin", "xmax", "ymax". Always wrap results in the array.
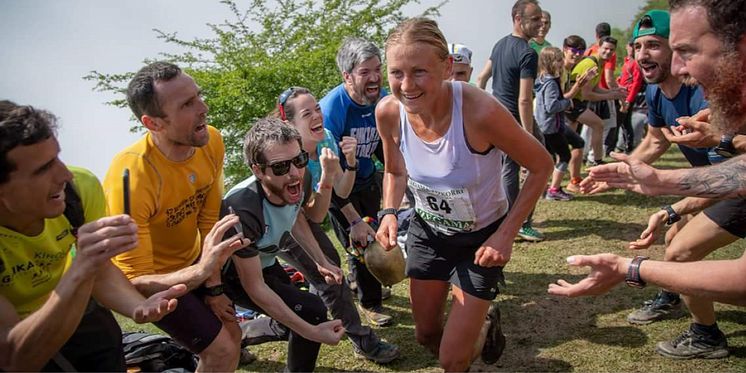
[
  {"xmin": 132, "ymin": 284, "xmax": 186, "ymax": 323},
  {"xmin": 474, "ymin": 233, "xmax": 512, "ymax": 267},
  {"xmin": 375, "ymin": 214, "xmax": 398, "ymax": 251},
  {"xmin": 629, "ymin": 210, "xmax": 667, "ymax": 250},
  {"xmin": 205, "ymin": 293, "xmax": 237, "ymax": 323}
]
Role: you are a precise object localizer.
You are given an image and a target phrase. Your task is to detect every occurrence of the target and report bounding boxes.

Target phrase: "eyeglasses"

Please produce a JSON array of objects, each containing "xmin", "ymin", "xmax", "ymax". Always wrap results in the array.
[
  {"xmin": 260, "ymin": 151, "xmax": 309, "ymax": 176},
  {"xmin": 567, "ymin": 47, "xmax": 585, "ymax": 55},
  {"xmin": 277, "ymin": 87, "xmax": 297, "ymax": 121}
]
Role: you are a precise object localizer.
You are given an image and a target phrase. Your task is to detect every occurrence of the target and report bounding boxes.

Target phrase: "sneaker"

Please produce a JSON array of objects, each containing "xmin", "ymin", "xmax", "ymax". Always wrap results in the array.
[
  {"xmin": 585, "ymin": 159, "xmax": 607, "ymax": 167},
  {"xmin": 545, "ymin": 187, "xmax": 573, "ymax": 201},
  {"xmin": 353, "ymin": 340, "xmax": 400, "ymax": 364},
  {"xmin": 382, "ymin": 286, "xmax": 392, "ymax": 301},
  {"xmin": 627, "ymin": 291, "xmax": 682, "ymax": 325},
  {"xmin": 239, "ymin": 348, "xmax": 257, "ymax": 364},
  {"xmin": 358, "ymin": 304, "xmax": 394, "ymax": 327},
  {"xmin": 481, "ymin": 304, "xmax": 506, "ymax": 365},
  {"xmin": 517, "ymin": 226, "xmax": 544, "ymax": 242},
  {"xmin": 656, "ymin": 326, "xmax": 729, "ymax": 359}
]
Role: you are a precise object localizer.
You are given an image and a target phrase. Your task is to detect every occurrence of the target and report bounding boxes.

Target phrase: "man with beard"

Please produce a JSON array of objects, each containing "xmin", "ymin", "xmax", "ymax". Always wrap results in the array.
[
  {"xmin": 476, "ymin": 0, "xmax": 547, "ymax": 242},
  {"xmin": 221, "ymin": 118, "xmax": 346, "ymax": 371},
  {"xmin": 555, "ymin": 1, "xmax": 746, "ymax": 359},
  {"xmin": 319, "ymin": 37, "xmax": 392, "ymax": 326},
  {"xmin": 103, "ymin": 62, "xmax": 256, "ymax": 371}
]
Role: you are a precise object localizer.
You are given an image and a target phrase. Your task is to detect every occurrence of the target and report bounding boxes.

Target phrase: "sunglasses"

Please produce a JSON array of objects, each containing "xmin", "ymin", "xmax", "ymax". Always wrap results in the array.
[
  {"xmin": 277, "ymin": 87, "xmax": 297, "ymax": 121},
  {"xmin": 260, "ymin": 151, "xmax": 309, "ymax": 176},
  {"xmin": 567, "ymin": 47, "xmax": 585, "ymax": 55}
]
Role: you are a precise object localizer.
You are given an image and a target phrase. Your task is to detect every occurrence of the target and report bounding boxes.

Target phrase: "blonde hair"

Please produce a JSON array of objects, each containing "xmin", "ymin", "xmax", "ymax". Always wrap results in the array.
[
  {"xmin": 384, "ymin": 17, "xmax": 449, "ymax": 61},
  {"xmin": 538, "ymin": 47, "xmax": 564, "ymax": 77}
]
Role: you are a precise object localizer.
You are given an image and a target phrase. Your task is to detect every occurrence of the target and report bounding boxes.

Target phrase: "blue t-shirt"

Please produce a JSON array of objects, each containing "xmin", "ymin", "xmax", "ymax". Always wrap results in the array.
[
  {"xmin": 646, "ymin": 84, "xmax": 721, "ymax": 166},
  {"xmin": 226, "ymin": 176, "xmax": 301, "ymax": 268},
  {"xmin": 319, "ymin": 84, "xmax": 388, "ymax": 186},
  {"xmin": 307, "ymin": 128, "xmax": 340, "ymax": 192}
]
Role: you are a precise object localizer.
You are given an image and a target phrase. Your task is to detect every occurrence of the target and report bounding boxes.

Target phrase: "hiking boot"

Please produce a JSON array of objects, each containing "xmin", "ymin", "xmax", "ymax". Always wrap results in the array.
[
  {"xmin": 481, "ymin": 303, "xmax": 506, "ymax": 365},
  {"xmin": 627, "ymin": 291, "xmax": 682, "ymax": 325},
  {"xmin": 358, "ymin": 304, "xmax": 393, "ymax": 327},
  {"xmin": 517, "ymin": 225, "xmax": 544, "ymax": 242},
  {"xmin": 239, "ymin": 348, "xmax": 257, "ymax": 365},
  {"xmin": 382, "ymin": 286, "xmax": 392, "ymax": 301},
  {"xmin": 353, "ymin": 340, "xmax": 400, "ymax": 364},
  {"xmin": 545, "ymin": 187, "xmax": 573, "ymax": 201},
  {"xmin": 656, "ymin": 326, "xmax": 729, "ymax": 359}
]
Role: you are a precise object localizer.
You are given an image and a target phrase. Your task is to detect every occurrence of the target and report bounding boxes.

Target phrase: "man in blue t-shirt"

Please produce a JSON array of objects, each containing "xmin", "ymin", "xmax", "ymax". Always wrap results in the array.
[
  {"xmin": 476, "ymin": 0, "xmax": 546, "ymax": 242},
  {"xmin": 584, "ymin": 10, "xmax": 742, "ymax": 359},
  {"xmin": 319, "ymin": 37, "xmax": 392, "ymax": 327}
]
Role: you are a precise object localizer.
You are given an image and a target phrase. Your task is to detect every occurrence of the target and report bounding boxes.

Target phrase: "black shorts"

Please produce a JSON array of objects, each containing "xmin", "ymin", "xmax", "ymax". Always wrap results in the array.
[
  {"xmin": 43, "ymin": 300, "xmax": 125, "ymax": 372},
  {"xmin": 702, "ymin": 198, "xmax": 746, "ymax": 238},
  {"xmin": 405, "ymin": 213, "xmax": 505, "ymax": 300},
  {"xmin": 564, "ymin": 99, "xmax": 588, "ymax": 122},
  {"xmin": 154, "ymin": 291, "xmax": 222, "ymax": 354}
]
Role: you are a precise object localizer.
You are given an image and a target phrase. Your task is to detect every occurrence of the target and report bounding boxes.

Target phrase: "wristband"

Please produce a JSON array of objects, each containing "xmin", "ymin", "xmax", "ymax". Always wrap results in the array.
[
  {"xmin": 625, "ymin": 256, "xmax": 649, "ymax": 289},
  {"xmin": 345, "ymin": 163, "xmax": 358, "ymax": 171},
  {"xmin": 317, "ymin": 183, "xmax": 333, "ymax": 190},
  {"xmin": 350, "ymin": 217, "xmax": 363, "ymax": 227}
]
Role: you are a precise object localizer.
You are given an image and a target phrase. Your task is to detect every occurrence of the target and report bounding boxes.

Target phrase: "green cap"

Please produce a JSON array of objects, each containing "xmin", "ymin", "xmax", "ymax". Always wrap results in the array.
[{"xmin": 632, "ymin": 9, "xmax": 670, "ymax": 40}]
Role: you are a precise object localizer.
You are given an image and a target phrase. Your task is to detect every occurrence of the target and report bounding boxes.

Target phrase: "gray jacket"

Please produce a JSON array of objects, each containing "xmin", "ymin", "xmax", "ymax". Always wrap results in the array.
[{"xmin": 534, "ymin": 73, "xmax": 571, "ymax": 135}]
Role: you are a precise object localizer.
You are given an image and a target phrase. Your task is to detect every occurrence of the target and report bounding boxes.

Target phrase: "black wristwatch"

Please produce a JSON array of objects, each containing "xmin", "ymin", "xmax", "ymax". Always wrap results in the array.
[
  {"xmin": 199, "ymin": 284, "xmax": 225, "ymax": 297},
  {"xmin": 625, "ymin": 256, "xmax": 649, "ymax": 288},
  {"xmin": 345, "ymin": 163, "xmax": 358, "ymax": 171},
  {"xmin": 662, "ymin": 205, "xmax": 681, "ymax": 225},
  {"xmin": 377, "ymin": 208, "xmax": 397, "ymax": 222}
]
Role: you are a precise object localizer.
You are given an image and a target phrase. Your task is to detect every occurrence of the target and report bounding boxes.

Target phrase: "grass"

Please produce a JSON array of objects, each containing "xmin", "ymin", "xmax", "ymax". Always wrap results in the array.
[{"xmin": 118, "ymin": 148, "xmax": 746, "ymax": 372}]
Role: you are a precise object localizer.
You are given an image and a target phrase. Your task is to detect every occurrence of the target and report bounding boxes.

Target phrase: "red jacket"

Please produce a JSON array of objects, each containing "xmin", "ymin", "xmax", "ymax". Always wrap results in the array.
[{"xmin": 617, "ymin": 56, "xmax": 644, "ymax": 104}]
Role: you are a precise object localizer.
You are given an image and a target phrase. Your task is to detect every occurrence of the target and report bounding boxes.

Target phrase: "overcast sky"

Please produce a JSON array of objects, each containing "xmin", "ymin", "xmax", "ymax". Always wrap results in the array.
[{"xmin": 1, "ymin": 0, "xmax": 645, "ymax": 179}]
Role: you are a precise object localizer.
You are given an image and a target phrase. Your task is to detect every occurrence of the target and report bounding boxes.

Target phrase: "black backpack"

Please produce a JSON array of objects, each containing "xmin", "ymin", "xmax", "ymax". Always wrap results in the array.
[{"xmin": 122, "ymin": 332, "xmax": 198, "ymax": 372}]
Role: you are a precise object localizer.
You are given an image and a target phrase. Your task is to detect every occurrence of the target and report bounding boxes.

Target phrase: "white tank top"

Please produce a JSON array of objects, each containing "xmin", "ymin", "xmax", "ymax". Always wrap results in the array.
[{"xmin": 399, "ymin": 81, "xmax": 508, "ymax": 235}]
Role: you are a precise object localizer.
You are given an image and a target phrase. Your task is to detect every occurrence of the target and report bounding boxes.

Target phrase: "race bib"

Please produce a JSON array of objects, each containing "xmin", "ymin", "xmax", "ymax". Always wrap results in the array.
[{"xmin": 408, "ymin": 178, "xmax": 476, "ymax": 235}]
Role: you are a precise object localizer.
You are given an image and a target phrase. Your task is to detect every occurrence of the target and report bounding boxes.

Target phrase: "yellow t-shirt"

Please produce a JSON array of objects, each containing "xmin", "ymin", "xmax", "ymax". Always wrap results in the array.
[
  {"xmin": 104, "ymin": 126, "xmax": 224, "ymax": 279},
  {"xmin": 570, "ymin": 57, "xmax": 602, "ymax": 101},
  {"xmin": 0, "ymin": 167, "xmax": 105, "ymax": 318}
]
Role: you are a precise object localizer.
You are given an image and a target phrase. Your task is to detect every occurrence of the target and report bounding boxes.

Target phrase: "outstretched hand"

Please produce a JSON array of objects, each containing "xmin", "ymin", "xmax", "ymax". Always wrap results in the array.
[
  {"xmin": 132, "ymin": 284, "xmax": 187, "ymax": 323},
  {"xmin": 585, "ymin": 152, "xmax": 663, "ymax": 196},
  {"xmin": 547, "ymin": 254, "xmax": 628, "ymax": 297},
  {"xmin": 629, "ymin": 210, "xmax": 667, "ymax": 250}
]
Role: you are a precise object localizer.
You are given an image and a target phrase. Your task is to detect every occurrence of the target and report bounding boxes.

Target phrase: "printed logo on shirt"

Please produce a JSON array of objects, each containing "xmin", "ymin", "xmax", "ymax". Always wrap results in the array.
[
  {"xmin": 165, "ymin": 185, "xmax": 210, "ymax": 228},
  {"xmin": 350, "ymin": 127, "xmax": 380, "ymax": 159}
]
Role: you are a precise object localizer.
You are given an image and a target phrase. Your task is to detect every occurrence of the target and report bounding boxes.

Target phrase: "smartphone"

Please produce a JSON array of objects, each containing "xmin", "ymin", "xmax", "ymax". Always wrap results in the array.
[
  {"xmin": 123, "ymin": 168, "xmax": 131, "ymax": 215},
  {"xmin": 228, "ymin": 206, "xmax": 243, "ymax": 235}
]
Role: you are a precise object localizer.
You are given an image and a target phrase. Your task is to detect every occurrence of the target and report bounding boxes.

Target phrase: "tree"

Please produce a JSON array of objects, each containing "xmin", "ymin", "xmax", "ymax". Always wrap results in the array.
[{"xmin": 85, "ymin": 0, "xmax": 443, "ymax": 185}]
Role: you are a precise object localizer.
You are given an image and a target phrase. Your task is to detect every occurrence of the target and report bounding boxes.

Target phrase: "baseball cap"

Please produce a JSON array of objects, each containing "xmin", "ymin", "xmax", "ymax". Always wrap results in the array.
[
  {"xmin": 632, "ymin": 9, "xmax": 670, "ymax": 40},
  {"xmin": 448, "ymin": 43, "xmax": 472, "ymax": 65}
]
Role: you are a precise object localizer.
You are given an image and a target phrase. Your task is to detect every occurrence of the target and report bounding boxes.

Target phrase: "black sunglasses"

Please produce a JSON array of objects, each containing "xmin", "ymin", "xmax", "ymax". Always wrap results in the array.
[
  {"xmin": 260, "ymin": 151, "xmax": 309, "ymax": 176},
  {"xmin": 277, "ymin": 87, "xmax": 297, "ymax": 121}
]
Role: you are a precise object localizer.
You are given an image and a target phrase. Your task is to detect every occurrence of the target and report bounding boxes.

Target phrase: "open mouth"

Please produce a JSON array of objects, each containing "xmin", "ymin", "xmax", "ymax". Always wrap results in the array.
[
  {"xmin": 195, "ymin": 121, "xmax": 207, "ymax": 134},
  {"xmin": 50, "ymin": 187, "xmax": 65, "ymax": 202},
  {"xmin": 638, "ymin": 61, "xmax": 659, "ymax": 77},
  {"xmin": 403, "ymin": 92, "xmax": 424, "ymax": 102},
  {"xmin": 365, "ymin": 85, "xmax": 380, "ymax": 96},
  {"xmin": 310, "ymin": 122, "xmax": 324, "ymax": 135},
  {"xmin": 286, "ymin": 180, "xmax": 302, "ymax": 201}
]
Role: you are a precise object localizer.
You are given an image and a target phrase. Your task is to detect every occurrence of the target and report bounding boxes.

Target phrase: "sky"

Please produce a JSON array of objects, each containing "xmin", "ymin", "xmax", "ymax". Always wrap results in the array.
[{"xmin": 1, "ymin": 0, "xmax": 646, "ymax": 179}]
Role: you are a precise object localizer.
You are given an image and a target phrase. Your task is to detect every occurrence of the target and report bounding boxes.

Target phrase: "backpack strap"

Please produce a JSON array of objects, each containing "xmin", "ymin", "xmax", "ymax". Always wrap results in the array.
[{"xmin": 63, "ymin": 182, "xmax": 84, "ymax": 238}]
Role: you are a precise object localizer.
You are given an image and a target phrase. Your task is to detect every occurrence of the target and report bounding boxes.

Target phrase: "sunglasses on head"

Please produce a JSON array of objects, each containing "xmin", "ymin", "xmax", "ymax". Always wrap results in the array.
[
  {"xmin": 260, "ymin": 150, "xmax": 309, "ymax": 176},
  {"xmin": 568, "ymin": 47, "xmax": 585, "ymax": 55},
  {"xmin": 277, "ymin": 87, "xmax": 297, "ymax": 121}
]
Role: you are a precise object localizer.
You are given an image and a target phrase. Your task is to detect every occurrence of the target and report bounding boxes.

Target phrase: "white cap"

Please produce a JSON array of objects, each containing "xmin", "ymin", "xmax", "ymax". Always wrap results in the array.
[{"xmin": 448, "ymin": 43, "xmax": 472, "ymax": 66}]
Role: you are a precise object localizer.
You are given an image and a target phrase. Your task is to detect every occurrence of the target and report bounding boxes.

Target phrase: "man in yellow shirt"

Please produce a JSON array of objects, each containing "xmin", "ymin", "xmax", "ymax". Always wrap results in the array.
[
  {"xmin": 103, "ymin": 62, "xmax": 250, "ymax": 371},
  {"xmin": 0, "ymin": 104, "xmax": 183, "ymax": 371}
]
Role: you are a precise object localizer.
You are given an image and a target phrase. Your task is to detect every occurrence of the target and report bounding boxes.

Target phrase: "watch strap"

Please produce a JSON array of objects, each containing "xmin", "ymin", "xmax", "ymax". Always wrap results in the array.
[
  {"xmin": 662, "ymin": 205, "xmax": 680, "ymax": 225},
  {"xmin": 377, "ymin": 208, "xmax": 397, "ymax": 221},
  {"xmin": 200, "ymin": 284, "xmax": 225, "ymax": 297},
  {"xmin": 625, "ymin": 256, "xmax": 649, "ymax": 288}
]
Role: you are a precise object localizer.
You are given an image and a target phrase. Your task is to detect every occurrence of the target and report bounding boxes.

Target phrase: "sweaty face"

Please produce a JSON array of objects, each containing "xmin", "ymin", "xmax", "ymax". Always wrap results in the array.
[
  {"xmin": 519, "ymin": 4, "xmax": 543, "ymax": 39},
  {"xmin": 634, "ymin": 34, "xmax": 672, "ymax": 84},
  {"xmin": 449, "ymin": 63, "xmax": 473, "ymax": 82},
  {"xmin": 0, "ymin": 137, "xmax": 73, "ymax": 232},
  {"xmin": 287, "ymin": 93, "xmax": 325, "ymax": 152},
  {"xmin": 386, "ymin": 42, "xmax": 451, "ymax": 114},
  {"xmin": 153, "ymin": 73, "xmax": 210, "ymax": 148},
  {"xmin": 670, "ymin": 6, "xmax": 724, "ymax": 96},
  {"xmin": 255, "ymin": 141, "xmax": 305, "ymax": 206},
  {"xmin": 345, "ymin": 57, "xmax": 383, "ymax": 106}
]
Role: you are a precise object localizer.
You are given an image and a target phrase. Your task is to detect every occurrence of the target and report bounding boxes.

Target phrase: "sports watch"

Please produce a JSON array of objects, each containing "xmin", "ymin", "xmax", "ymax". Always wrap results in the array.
[
  {"xmin": 200, "ymin": 284, "xmax": 225, "ymax": 297},
  {"xmin": 377, "ymin": 208, "xmax": 397, "ymax": 222},
  {"xmin": 662, "ymin": 205, "xmax": 681, "ymax": 225},
  {"xmin": 625, "ymin": 256, "xmax": 649, "ymax": 288}
]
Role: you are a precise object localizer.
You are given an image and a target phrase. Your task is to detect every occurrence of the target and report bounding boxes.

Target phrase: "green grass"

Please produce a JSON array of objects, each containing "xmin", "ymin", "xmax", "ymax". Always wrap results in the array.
[{"xmin": 118, "ymin": 148, "xmax": 746, "ymax": 372}]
